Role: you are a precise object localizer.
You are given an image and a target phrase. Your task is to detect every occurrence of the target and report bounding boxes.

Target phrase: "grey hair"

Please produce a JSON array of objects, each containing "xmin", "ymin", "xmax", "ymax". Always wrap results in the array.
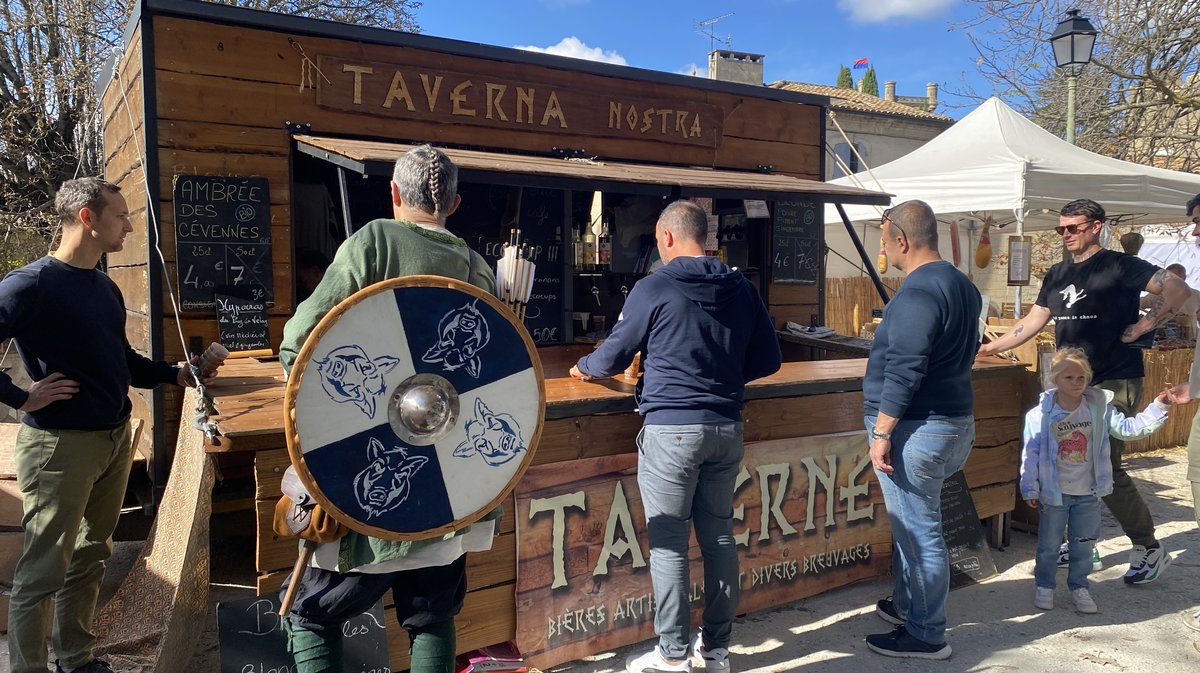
[
  {"xmin": 55, "ymin": 177, "xmax": 121, "ymax": 224},
  {"xmin": 392, "ymin": 144, "xmax": 458, "ymax": 216},
  {"xmin": 657, "ymin": 200, "xmax": 707, "ymax": 245},
  {"xmin": 887, "ymin": 199, "xmax": 938, "ymax": 250}
]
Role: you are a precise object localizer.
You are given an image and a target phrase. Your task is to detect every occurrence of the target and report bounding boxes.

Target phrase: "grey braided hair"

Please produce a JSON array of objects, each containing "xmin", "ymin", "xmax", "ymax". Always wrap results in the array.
[{"xmin": 392, "ymin": 144, "xmax": 458, "ymax": 216}]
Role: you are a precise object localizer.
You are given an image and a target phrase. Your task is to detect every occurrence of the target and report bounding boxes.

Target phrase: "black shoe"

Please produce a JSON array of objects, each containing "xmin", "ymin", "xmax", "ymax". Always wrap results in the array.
[
  {"xmin": 56, "ymin": 659, "xmax": 115, "ymax": 673},
  {"xmin": 875, "ymin": 597, "xmax": 905, "ymax": 625},
  {"xmin": 866, "ymin": 625, "xmax": 952, "ymax": 660}
]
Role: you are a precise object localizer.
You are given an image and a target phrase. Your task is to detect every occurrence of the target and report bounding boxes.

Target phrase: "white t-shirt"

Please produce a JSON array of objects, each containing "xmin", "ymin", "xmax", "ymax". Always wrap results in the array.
[{"xmin": 1052, "ymin": 402, "xmax": 1095, "ymax": 496}]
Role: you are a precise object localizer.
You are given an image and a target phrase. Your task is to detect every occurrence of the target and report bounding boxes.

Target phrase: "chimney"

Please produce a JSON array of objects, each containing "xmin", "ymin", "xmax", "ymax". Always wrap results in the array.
[
  {"xmin": 884, "ymin": 81, "xmax": 896, "ymax": 101},
  {"xmin": 926, "ymin": 82, "xmax": 939, "ymax": 112},
  {"xmin": 708, "ymin": 50, "xmax": 765, "ymax": 86}
]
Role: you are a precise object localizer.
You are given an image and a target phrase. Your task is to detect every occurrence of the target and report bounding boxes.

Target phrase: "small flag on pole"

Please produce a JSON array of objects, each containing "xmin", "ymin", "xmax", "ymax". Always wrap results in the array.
[{"xmin": 853, "ymin": 57, "xmax": 869, "ymax": 69}]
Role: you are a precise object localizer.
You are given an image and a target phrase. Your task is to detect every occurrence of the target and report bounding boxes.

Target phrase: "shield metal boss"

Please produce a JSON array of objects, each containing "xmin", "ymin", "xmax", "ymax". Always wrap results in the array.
[{"xmin": 284, "ymin": 275, "xmax": 546, "ymax": 541}]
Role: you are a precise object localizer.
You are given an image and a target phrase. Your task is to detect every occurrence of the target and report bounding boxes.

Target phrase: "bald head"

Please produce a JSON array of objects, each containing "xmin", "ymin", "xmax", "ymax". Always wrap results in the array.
[{"xmin": 887, "ymin": 200, "xmax": 938, "ymax": 251}]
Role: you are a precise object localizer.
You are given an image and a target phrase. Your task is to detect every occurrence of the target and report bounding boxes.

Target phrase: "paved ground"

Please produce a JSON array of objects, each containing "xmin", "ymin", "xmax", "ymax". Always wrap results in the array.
[{"xmin": 3, "ymin": 447, "xmax": 1199, "ymax": 673}]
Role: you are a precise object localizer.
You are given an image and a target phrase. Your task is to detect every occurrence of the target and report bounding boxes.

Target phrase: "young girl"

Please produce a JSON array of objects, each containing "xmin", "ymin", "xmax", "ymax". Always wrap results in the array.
[{"xmin": 1020, "ymin": 347, "xmax": 1171, "ymax": 613}]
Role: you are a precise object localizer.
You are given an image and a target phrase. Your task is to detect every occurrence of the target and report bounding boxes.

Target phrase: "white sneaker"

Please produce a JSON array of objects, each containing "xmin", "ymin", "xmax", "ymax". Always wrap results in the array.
[
  {"xmin": 1057, "ymin": 542, "xmax": 1070, "ymax": 568},
  {"xmin": 627, "ymin": 649, "xmax": 693, "ymax": 673},
  {"xmin": 693, "ymin": 633, "xmax": 730, "ymax": 673},
  {"xmin": 1123, "ymin": 544, "xmax": 1170, "ymax": 584},
  {"xmin": 1071, "ymin": 588, "xmax": 1098, "ymax": 613},
  {"xmin": 1034, "ymin": 586, "xmax": 1054, "ymax": 610}
]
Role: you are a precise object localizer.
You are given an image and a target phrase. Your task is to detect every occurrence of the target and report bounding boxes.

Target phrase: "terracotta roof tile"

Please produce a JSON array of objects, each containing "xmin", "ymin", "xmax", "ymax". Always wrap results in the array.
[{"xmin": 768, "ymin": 81, "xmax": 953, "ymax": 121}]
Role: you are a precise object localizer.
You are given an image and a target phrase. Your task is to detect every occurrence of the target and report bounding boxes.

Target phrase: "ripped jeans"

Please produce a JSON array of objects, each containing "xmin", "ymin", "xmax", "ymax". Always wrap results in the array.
[{"xmin": 1035, "ymin": 494, "xmax": 1101, "ymax": 591}]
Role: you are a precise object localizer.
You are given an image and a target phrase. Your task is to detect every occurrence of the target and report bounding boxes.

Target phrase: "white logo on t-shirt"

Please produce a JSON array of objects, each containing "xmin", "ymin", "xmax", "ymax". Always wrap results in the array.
[{"xmin": 1060, "ymin": 284, "xmax": 1088, "ymax": 308}]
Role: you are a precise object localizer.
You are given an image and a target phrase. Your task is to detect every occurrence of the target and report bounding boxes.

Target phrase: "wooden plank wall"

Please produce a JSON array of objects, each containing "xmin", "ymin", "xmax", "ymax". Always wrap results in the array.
[
  {"xmin": 249, "ymin": 366, "xmax": 1023, "ymax": 671},
  {"xmin": 113, "ymin": 15, "xmax": 825, "ymax": 459},
  {"xmin": 101, "ymin": 27, "xmax": 157, "ymax": 461},
  {"xmin": 769, "ymin": 282, "xmax": 819, "ymax": 331}
]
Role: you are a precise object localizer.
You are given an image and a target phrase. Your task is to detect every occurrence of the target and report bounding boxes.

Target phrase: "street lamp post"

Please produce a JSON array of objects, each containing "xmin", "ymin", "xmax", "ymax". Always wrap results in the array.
[{"xmin": 1049, "ymin": 9, "xmax": 1098, "ymax": 145}]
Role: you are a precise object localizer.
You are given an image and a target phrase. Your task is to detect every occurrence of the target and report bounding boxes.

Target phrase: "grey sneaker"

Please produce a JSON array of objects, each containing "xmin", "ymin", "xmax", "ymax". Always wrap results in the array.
[
  {"xmin": 1034, "ymin": 586, "xmax": 1054, "ymax": 610},
  {"xmin": 1124, "ymin": 543, "xmax": 1170, "ymax": 584},
  {"xmin": 627, "ymin": 649, "xmax": 692, "ymax": 673},
  {"xmin": 693, "ymin": 633, "xmax": 730, "ymax": 673},
  {"xmin": 1071, "ymin": 588, "xmax": 1098, "ymax": 613}
]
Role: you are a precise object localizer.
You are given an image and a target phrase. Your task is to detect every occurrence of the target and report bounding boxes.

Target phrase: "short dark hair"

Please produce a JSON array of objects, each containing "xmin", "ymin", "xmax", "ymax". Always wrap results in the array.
[
  {"xmin": 1187, "ymin": 193, "xmax": 1200, "ymax": 216},
  {"xmin": 1167, "ymin": 263, "xmax": 1187, "ymax": 279},
  {"xmin": 55, "ymin": 177, "xmax": 121, "ymax": 225},
  {"xmin": 887, "ymin": 200, "xmax": 938, "ymax": 250},
  {"xmin": 657, "ymin": 200, "xmax": 707, "ymax": 245},
  {"xmin": 1060, "ymin": 198, "xmax": 1105, "ymax": 223}
]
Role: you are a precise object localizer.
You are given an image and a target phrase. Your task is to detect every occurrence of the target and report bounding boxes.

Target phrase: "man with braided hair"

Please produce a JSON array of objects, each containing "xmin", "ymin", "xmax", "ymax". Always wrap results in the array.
[{"xmin": 279, "ymin": 144, "xmax": 497, "ymax": 673}]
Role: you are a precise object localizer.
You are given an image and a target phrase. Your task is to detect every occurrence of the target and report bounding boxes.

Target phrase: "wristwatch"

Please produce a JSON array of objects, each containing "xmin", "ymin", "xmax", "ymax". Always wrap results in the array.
[{"xmin": 870, "ymin": 429, "xmax": 891, "ymax": 441}]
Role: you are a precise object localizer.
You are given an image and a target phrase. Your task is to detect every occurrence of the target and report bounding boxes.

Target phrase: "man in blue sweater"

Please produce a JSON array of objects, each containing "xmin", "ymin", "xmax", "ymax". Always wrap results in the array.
[
  {"xmin": 1, "ymin": 178, "xmax": 207, "ymax": 673},
  {"xmin": 863, "ymin": 200, "xmax": 981, "ymax": 660},
  {"xmin": 570, "ymin": 199, "xmax": 781, "ymax": 673}
]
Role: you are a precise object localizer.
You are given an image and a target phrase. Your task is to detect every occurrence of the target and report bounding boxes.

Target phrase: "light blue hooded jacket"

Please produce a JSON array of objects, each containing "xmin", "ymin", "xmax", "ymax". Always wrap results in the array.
[{"xmin": 1020, "ymin": 387, "xmax": 1168, "ymax": 506}]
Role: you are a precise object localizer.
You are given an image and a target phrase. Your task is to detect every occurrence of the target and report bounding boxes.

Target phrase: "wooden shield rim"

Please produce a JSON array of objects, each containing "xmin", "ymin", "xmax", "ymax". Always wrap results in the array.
[{"xmin": 283, "ymin": 274, "xmax": 546, "ymax": 541}]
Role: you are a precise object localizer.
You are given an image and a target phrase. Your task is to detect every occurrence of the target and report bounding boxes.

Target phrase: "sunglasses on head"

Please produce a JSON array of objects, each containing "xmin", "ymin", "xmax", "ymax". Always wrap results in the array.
[
  {"xmin": 881, "ymin": 208, "xmax": 907, "ymax": 240},
  {"xmin": 1054, "ymin": 222, "xmax": 1095, "ymax": 236}
]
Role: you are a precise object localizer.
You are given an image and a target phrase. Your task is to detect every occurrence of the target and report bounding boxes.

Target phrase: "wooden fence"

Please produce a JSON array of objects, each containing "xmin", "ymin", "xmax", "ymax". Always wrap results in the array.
[
  {"xmin": 1128, "ymin": 346, "xmax": 1198, "ymax": 452},
  {"xmin": 824, "ymin": 276, "xmax": 904, "ymax": 337}
]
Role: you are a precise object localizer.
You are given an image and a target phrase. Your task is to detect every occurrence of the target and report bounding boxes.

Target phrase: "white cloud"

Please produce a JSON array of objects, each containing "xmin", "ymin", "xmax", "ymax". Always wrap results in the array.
[
  {"xmin": 836, "ymin": 0, "xmax": 956, "ymax": 22},
  {"xmin": 514, "ymin": 37, "xmax": 627, "ymax": 65},
  {"xmin": 677, "ymin": 63, "xmax": 707, "ymax": 77}
]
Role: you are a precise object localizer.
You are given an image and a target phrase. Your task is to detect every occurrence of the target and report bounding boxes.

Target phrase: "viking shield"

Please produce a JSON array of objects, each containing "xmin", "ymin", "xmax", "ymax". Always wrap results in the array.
[{"xmin": 284, "ymin": 275, "xmax": 545, "ymax": 541}]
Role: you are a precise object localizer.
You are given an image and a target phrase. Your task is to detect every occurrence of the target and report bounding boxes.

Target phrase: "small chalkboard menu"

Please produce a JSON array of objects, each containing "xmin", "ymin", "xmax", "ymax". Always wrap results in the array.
[
  {"xmin": 215, "ymin": 292, "xmax": 270, "ymax": 352},
  {"xmin": 771, "ymin": 198, "xmax": 821, "ymax": 284},
  {"xmin": 939, "ymin": 470, "xmax": 998, "ymax": 588},
  {"xmin": 217, "ymin": 595, "xmax": 388, "ymax": 673},
  {"xmin": 173, "ymin": 175, "xmax": 273, "ymax": 311}
]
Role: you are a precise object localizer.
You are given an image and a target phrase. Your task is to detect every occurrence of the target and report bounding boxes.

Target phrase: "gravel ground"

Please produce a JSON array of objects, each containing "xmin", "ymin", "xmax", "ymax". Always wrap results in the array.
[{"xmin": 3, "ymin": 447, "xmax": 1198, "ymax": 673}]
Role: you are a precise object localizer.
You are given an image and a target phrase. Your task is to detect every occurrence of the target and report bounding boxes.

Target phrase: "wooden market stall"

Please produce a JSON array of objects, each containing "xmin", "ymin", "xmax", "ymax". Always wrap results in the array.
[
  {"xmin": 100, "ymin": 0, "xmax": 889, "ymax": 488},
  {"xmin": 98, "ymin": 1, "xmax": 1029, "ymax": 670}
]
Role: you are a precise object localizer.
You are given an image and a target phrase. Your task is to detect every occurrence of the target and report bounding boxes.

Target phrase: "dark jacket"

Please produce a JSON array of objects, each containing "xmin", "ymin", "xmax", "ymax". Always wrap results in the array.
[{"xmin": 578, "ymin": 255, "xmax": 781, "ymax": 424}]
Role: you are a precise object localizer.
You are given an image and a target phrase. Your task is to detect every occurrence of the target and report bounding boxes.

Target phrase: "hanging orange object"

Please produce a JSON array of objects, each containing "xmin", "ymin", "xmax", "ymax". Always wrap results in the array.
[
  {"xmin": 949, "ymin": 219, "xmax": 962, "ymax": 267},
  {"xmin": 975, "ymin": 216, "xmax": 993, "ymax": 268}
]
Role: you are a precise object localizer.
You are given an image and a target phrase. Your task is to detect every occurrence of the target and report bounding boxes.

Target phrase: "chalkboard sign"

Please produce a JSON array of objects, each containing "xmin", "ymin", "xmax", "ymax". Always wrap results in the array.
[
  {"xmin": 476, "ymin": 187, "xmax": 564, "ymax": 345},
  {"xmin": 215, "ymin": 292, "xmax": 270, "ymax": 352},
  {"xmin": 771, "ymin": 198, "xmax": 820, "ymax": 284},
  {"xmin": 217, "ymin": 595, "xmax": 389, "ymax": 673},
  {"xmin": 173, "ymin": 175, "xmax": 274, "ymax": 311},
  {"xmin": 939, "ymin": 470, "xmax": 998, "ymax": 588}
]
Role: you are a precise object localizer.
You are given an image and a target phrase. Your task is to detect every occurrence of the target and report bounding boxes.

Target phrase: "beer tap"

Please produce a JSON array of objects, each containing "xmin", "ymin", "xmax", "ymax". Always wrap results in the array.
[
  {"xmin": 619, "ymin": 284, "xmax": 629, "ymax": 305},
  {"xmin": 591, "ymin": 282, "xmax": 601, "ymax": 307}
]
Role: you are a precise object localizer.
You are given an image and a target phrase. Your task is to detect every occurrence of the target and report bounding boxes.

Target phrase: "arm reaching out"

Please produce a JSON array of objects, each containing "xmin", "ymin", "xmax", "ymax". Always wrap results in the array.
[{"xmin": 978, "ymin": 305, "xmax": 1051, "ymax": 357}]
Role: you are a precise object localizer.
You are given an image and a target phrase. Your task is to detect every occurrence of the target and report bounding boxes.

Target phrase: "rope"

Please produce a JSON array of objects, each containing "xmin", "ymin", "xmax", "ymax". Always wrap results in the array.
[{"xmin": 112, "ymin": 48, "xmax": 215, "ymax": 437}]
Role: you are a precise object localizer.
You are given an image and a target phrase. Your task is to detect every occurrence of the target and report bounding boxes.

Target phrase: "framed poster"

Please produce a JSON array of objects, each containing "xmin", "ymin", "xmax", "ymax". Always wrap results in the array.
[{"xmin": 1007, "ymin": 236, "xmax": 1032, "ymax": 286}]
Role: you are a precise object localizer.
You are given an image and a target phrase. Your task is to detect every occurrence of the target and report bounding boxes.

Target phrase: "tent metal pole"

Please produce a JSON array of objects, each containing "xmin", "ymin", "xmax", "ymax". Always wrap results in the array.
[
  {"xmin": 836, "ymin": 203, "xmax": 890, "ymax": 304},
  {"xmin": 1015, "ymin": 213, "xmax": 1024, "ymax": 317}
]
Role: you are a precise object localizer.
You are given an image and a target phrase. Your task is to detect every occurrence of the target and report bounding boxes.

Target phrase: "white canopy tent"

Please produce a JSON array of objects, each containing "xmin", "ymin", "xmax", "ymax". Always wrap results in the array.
[{"xmin": 824, "ymin": 96, "xmax": 1200, "ymax": 232}]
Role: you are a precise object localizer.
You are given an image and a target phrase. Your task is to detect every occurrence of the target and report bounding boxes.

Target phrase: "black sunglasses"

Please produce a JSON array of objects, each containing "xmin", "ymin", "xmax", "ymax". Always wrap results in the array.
[
  {"xmin": 1055, "ymin": 222, "xmax": 1096, "ymax": 236},
  {"xmin": 881, "ymin": 208, "xmax": 907, "ymax": 240}
]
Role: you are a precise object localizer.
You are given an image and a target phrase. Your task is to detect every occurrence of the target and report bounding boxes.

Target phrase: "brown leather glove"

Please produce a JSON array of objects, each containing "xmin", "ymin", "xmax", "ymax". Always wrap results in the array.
[{"xmin": 272, "ymin": 494, "xmax": 350, "ymax": 544}]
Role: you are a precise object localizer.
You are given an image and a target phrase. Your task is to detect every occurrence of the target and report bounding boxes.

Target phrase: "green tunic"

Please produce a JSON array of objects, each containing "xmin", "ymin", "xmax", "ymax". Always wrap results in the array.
[{"xmin": 281, "ymin": 218, "xmax": 500, "ymax": 570}]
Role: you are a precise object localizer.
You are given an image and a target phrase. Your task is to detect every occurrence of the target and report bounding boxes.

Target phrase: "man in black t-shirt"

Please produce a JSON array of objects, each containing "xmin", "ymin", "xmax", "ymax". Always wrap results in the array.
[{"xmin": 980, "ymin": 198, "xmax": 1190, "ymax": 586}]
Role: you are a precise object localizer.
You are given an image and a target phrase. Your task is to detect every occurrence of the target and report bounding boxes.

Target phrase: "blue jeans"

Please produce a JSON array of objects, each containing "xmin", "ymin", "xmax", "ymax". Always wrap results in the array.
[
  {"xmin": 1034, "ymin": 494, "xmax": 1101, "ymax": 591},
  {"xmin": 866, "ymin": 415, "xmax": 974, "ymax": 645},
  {"xmin": 637, "ymin": 422, "xmax": 744, "ymax": 660}
]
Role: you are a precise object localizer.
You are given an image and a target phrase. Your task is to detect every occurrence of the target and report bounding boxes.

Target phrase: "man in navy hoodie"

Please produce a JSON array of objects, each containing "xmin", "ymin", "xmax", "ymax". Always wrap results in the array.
[
  {"xmin": 862, "ymin": 200, "xmax": 981, "ymax": 661},
  {"xmin": 570, "ymin": 199, "xmax": 780, "ymax": 673}
]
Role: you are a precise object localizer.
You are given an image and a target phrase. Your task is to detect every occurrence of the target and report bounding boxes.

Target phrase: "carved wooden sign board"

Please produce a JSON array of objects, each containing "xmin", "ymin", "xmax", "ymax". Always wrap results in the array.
[
  {"xmin": 173, "ymin": 175, "xmax": 274, "ymax": 311},
  {"xmin": 514, "ymin": 430, "xmax": 890, "ymax": 669}
]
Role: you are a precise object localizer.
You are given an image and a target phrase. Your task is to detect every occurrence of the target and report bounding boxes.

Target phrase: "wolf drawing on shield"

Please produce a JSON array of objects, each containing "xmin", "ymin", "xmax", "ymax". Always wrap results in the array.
[
  {"xmin": 454, "ymin": 398, "xmax": 527, "ymax": 466},
  {"xmin": 423, "ymin": 300, "xmax": 491, "ymax": 377},
  {"xmin": 353, "ymin": 437, "xmax": 430, "ymax": 518},
  {"xmin": 314, "ymin": 344, "xmax": 400, "ymax": 419}
]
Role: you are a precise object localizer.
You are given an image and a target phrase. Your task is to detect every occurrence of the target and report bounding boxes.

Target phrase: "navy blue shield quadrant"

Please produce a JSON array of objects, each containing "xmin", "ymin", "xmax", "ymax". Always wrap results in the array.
[{"xmin": 397, "ymin": 286, "xmax": 533, "ymax": 397}]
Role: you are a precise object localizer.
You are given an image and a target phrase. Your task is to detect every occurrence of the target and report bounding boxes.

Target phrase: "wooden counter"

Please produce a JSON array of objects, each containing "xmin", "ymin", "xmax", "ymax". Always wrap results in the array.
[{"xmin": 206, "ymin": 355, "xmax": 1027, "ymax": 670}]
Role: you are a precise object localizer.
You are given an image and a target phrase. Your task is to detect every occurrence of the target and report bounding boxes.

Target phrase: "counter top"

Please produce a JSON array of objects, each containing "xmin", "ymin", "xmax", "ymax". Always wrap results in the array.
[{"xmin": 204, "ymin": 354, "xmax": 1025, "ymax": 451}]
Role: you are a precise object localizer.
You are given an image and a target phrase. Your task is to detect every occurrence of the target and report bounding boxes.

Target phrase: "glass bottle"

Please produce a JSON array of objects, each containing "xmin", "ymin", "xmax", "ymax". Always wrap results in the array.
[
  {"xmin": 582, "ymin": 221, "xmax": 598, "ymax": 271},
  {"xmin": 597, "ymin": 213, "xmax": 612, "ymax": 270}
]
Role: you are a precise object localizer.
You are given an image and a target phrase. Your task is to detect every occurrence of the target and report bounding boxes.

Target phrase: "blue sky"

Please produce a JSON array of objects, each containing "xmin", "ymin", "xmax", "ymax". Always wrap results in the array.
[{"xmin": 418, "ymin": 0, "xmax": 1004, "ymax": 118}]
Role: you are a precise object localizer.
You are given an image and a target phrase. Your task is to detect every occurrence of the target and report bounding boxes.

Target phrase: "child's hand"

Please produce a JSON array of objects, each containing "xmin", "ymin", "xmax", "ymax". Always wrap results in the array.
[
  {"xmin": 1025, "ymin": 499, "xmax": 1038, "ymax": 508},
  {"xmin": 1155, "ymin": 389, "xmax": 1171, "ymax": 405}
]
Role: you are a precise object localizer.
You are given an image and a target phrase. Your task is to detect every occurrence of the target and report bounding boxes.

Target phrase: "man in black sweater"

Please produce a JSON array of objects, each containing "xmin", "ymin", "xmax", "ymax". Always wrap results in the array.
[
  {"xmin": 864, "ymin": 200, "xmax": 981, "ymax": 661},
  {"xmin": 0, "ymin": 178, "xmax": 208, "ymax": 673},
  {"xmin": 571, "ymin": 200, "xmax": 780, "ymax": 673}
]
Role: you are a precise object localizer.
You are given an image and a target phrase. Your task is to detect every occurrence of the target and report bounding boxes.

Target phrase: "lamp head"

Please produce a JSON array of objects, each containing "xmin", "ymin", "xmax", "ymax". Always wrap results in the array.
[{"xmin": 1049, "ymin": 9, "xmax": 1098, "ymax": 73}]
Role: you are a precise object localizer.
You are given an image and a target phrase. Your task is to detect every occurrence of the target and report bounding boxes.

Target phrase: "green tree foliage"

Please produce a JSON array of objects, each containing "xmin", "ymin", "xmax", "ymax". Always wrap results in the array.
[
  {"xmin": 860, "ymin": 66, "xmax": 880, "ymax": 97},
  {"xmin": 0, "ymin": 0, "xmax": 422, "ymax": 268},
  {"xmin": 836, "ymin": 65, "xmax": 854, "ymax": 88}
]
